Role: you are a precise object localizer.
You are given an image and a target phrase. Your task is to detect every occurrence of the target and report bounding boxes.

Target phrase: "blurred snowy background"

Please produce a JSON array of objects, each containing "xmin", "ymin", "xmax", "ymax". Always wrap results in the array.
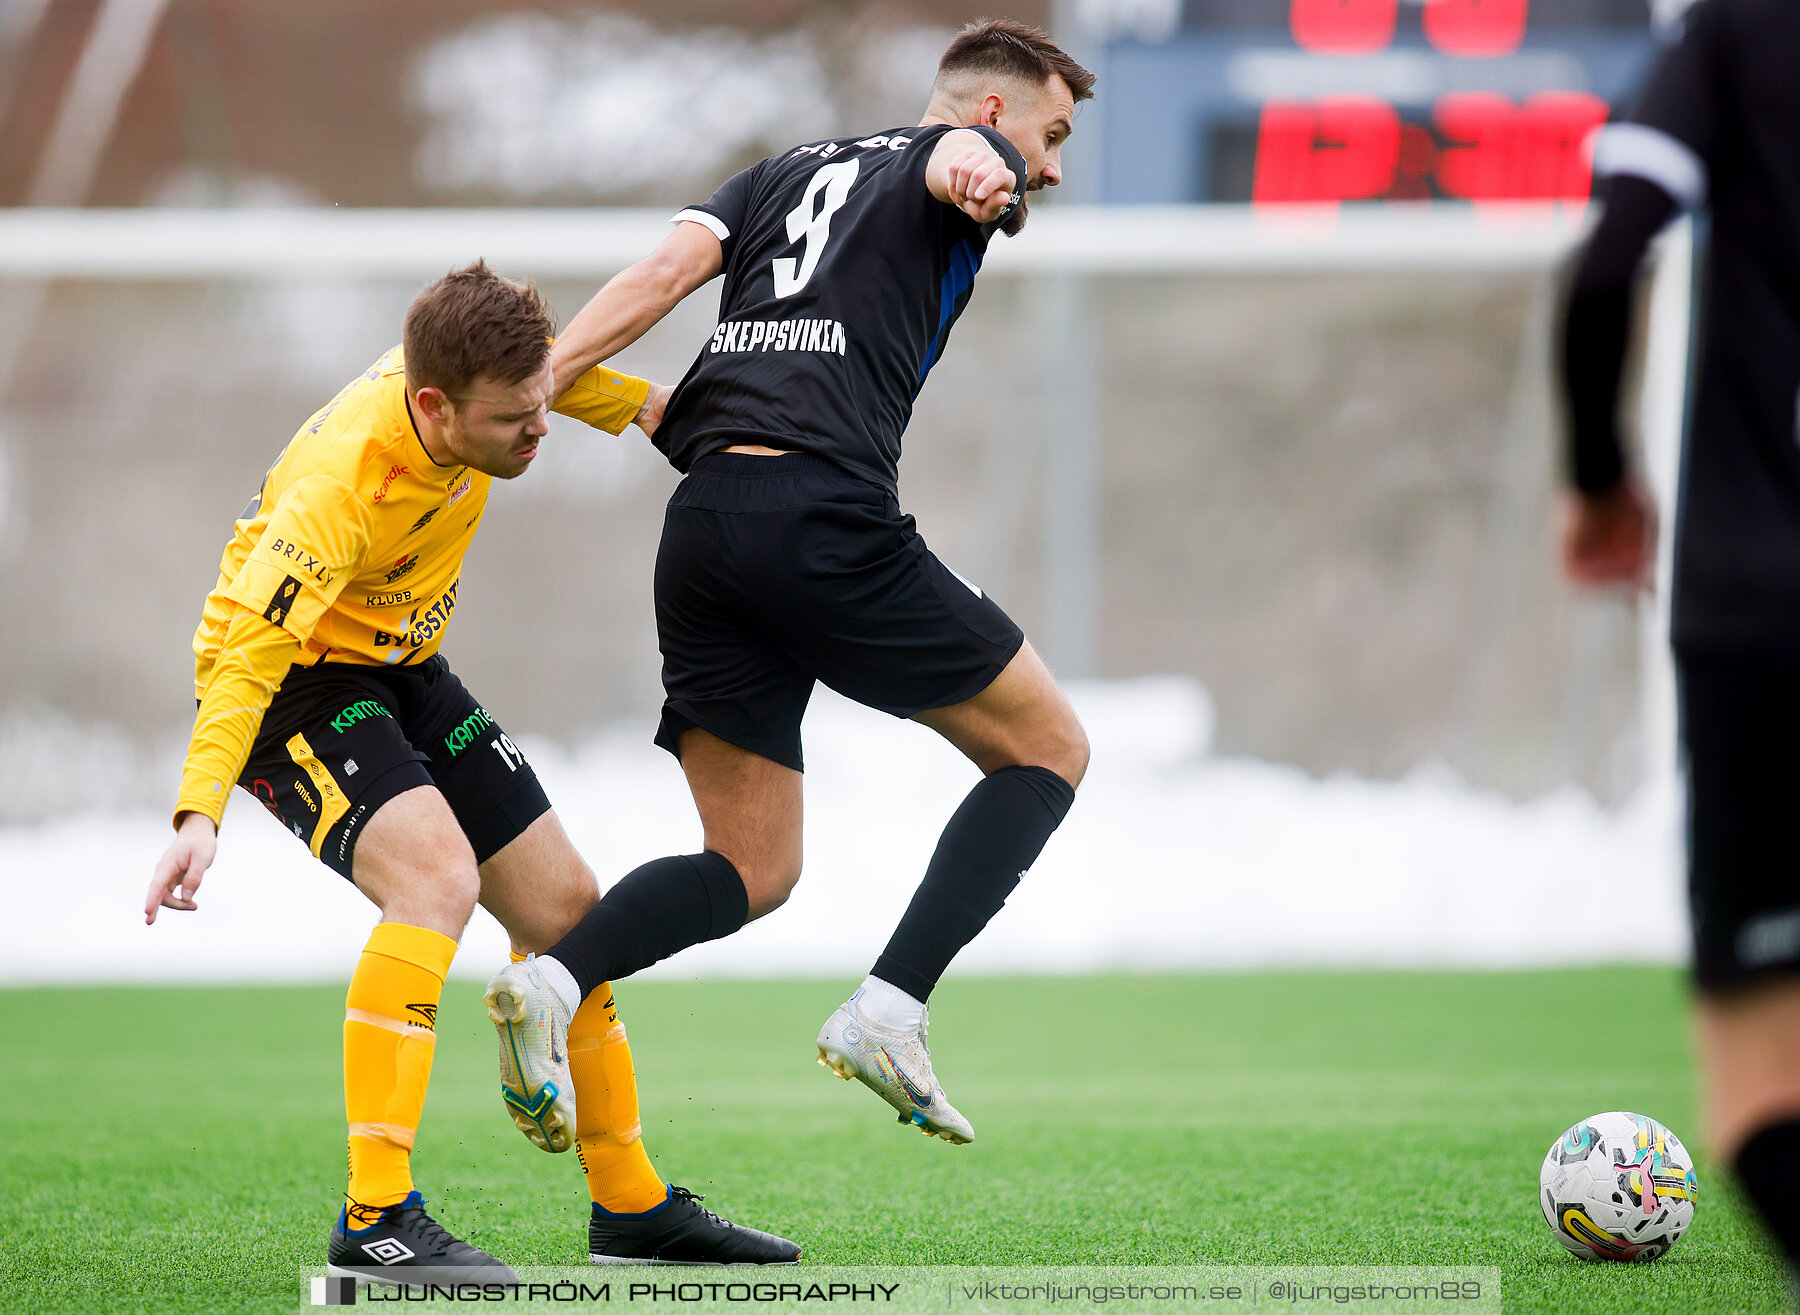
[{"xmin": 0, "ymin": 0, "xmax": 1684, "ymax": 980}]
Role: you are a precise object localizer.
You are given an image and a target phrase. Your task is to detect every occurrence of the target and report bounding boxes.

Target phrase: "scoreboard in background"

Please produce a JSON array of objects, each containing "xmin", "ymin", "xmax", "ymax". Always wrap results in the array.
[{"xmin": 1095, "ymin": 0, "xmax": 1659, "ymax": 205}]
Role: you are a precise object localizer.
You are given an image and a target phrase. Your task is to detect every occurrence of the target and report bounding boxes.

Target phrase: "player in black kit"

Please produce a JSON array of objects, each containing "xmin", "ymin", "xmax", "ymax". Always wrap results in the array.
[
  {"xmin": 482, "ymin": 20, "xmax": 1094, "ymax": 1148},
  {"xmin": 1557, "ymin": 0, "xmax": 1800, "ymax": 1273}
]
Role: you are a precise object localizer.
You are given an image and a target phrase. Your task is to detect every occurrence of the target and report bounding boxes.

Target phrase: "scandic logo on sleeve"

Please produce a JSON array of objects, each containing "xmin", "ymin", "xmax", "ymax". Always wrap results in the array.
[{"xmin": 264, "ymin": 576, "xmax": 303, "ymax": 626}]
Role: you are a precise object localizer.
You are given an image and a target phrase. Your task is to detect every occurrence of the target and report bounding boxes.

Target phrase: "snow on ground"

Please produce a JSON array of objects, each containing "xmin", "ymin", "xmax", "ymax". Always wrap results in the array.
[{"xmin": 0, "ymin": 678, "xmax": 1684, "ymax": 985}]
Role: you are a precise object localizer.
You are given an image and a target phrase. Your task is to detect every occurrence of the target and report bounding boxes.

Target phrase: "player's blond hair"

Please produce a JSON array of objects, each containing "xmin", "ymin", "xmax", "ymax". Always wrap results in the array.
[{"xmin": 404, "ymin": 260, "xmax": 556, "ymax": 397}]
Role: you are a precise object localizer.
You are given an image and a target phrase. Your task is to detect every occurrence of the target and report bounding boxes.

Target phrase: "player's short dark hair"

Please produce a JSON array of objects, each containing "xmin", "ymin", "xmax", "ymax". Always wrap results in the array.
[
  {"xmin": 935, "ymin": 19, "xmax": 1096, "ymax": 104},
  {"xmin": 403, "ymin": 260, "xmax": 556, "ymax": 397}
]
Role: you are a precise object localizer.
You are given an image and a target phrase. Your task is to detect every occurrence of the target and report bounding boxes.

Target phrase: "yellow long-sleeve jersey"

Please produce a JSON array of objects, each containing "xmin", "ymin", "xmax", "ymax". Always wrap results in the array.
[{"xmin": 175, "ymin": 346, "xmax": 648, "ymax": 828}]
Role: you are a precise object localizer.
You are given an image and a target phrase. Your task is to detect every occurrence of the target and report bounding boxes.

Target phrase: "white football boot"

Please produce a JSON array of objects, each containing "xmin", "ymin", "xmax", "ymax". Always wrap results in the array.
[
  {"xmin": 815, "ymin": 990, "xmax": 974, "ymax": 1144},
  {"xmin": 484, "ymin": 955, "xmax": 577, "ymax": 1153}
]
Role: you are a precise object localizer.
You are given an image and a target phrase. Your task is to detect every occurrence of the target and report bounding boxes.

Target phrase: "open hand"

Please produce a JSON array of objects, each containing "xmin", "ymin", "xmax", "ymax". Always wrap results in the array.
[{"xmin": 145, "ymin": 812, "xmax": 218, "ymax": 924}]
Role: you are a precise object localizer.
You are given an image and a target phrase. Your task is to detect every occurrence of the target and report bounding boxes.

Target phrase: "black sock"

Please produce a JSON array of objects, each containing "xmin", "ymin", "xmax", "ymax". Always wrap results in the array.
[
  {"xmin": 1737, "ymin": 1120, "xmax": 1800, "ymax": 1265},
  {"xmin": 547, "ymin": 851, "xmax": 748, "ymax": 1001},
  {"xmin": 870, "ymin": 765, "xmax": 1076, "ymax": 1002}
]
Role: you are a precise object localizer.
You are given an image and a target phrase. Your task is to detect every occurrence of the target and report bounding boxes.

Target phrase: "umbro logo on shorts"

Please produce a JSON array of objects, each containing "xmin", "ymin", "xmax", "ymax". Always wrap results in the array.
[{"xmin": 360, "ymin": 1238, "xmax": 416, "ymax": 1265}]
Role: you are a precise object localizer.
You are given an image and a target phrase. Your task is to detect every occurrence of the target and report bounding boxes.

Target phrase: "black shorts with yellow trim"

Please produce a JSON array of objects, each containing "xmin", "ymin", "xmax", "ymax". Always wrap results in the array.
[{"xmin": 237, "ymin": 654, "xmax": 549, "ymax": 880}]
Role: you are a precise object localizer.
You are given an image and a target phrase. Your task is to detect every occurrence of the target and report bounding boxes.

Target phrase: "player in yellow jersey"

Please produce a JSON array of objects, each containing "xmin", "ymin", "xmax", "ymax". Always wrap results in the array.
[{"xmin": 142, "ymin": 263, "xmax": 800, "ymax": 1281}]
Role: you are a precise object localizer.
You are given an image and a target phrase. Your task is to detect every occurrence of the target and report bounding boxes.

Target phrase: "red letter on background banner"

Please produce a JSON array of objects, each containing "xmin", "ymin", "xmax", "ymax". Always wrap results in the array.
[
  {"xmin": 1435, "ymin": 92, "xmax": 1609, "ymax": 200},
  {"xmin": 1314, "ymin": 99, "xmax": 1402, "ymax": 198},
  {"xmin": 1254, "ymin": 98, "xmax": 1401, "ymax": 204},
  {"xmin": 1290, "ymin": 0, "xmax": 1397, "ymax": 54},
  {"xmin": 1521, "ymin": 92, "xmax": 1610, "ymax": 200},
  {"xmin": 1434, "ymin": 93, "xmax": 1517, "ymax": 199},
  {"xmin": 1253, "ymin": 103, "xmax": 1320, "ymax": 203},
  {"xmin": 1423, "ymin": 0, "xmax": 1529, "ymax": 57}
]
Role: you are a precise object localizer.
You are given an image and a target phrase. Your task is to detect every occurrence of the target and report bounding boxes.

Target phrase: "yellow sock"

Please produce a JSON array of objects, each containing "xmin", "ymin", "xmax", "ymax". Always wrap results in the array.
[
  {"xmin": 572, "ymin": 986, "xmax": 666, "ymax": 1212},
  {"xmin": 344, "ymin": 922, "xmax": 456, "ymax": 1221},
  {"xmin": 513, "ymin": 950, "xmax": 664, "ymax": 1212}
]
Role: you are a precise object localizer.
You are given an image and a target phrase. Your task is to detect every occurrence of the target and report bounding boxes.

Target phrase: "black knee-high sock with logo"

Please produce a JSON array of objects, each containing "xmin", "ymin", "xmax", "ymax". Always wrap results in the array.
[
  {"xmin": 1736, "ymin": 1120, "xmax": 1800, "ymax": 1266},
  {"xmin": 870, "ymin": 765, "xmax": 1076, "ymax": 1002},
  {"xmin": 546, "ymin": 851, "xmax": 749, "ymax": 1001}
]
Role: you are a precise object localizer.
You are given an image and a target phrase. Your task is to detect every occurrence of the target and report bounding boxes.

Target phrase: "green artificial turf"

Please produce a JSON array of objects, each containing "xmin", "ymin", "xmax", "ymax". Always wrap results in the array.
[{"xmin": 0, "ymin": 971, "xmax": 1786, "ymax": 1313}]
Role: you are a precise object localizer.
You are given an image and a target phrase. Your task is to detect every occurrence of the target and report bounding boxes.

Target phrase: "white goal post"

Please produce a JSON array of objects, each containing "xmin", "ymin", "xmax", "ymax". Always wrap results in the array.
[{"xmin": 0, "ymin": 203, "xmax": 1592, "ymax": 277}]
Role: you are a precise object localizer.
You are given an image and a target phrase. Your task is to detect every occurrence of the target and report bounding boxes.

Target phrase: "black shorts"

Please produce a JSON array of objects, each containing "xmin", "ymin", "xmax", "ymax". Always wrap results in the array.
[
  {"xmin": 653, "ymin": 452, "xmax": 1025, "ymax": 772},
  {"xmin": 1680, "ymin": 650, "xmax": 1800, "ymax": 991},
  {"xmin": 237, "ymin": 654, "xmax": 550, "ymax": 880}
]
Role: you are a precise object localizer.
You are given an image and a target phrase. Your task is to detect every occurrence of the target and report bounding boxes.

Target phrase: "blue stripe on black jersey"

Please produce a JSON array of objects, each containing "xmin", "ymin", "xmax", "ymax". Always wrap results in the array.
[{"xmin": 917, "ymin": 238, "xmax": 982, "ymax": 386}]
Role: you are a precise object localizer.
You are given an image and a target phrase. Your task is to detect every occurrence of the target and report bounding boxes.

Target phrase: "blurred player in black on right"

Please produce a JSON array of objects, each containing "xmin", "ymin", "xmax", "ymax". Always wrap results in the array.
[{"xmin": 1558, "ymin": 0, "xmax": 1800, "ymax": 1273}]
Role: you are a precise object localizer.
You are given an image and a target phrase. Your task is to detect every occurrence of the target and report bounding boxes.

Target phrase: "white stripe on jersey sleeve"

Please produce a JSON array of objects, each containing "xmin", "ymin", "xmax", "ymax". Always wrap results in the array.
[
  {"xmin": 671, "ymin": 208, "xmax": 730, "ymax": 241},
  {"xmin": 1591, "ymin": 123, "xmax": 1707, "ymax": 209}
]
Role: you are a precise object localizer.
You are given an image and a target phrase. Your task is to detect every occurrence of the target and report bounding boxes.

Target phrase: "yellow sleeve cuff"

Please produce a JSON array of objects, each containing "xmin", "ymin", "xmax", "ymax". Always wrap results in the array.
[
  {"xmin": 173, "ymin": 791, "xmax": 228, "ymax": 831},
  {"xmin": 553, "ymin": 366, "xmax": 651, "ymax": 434}
]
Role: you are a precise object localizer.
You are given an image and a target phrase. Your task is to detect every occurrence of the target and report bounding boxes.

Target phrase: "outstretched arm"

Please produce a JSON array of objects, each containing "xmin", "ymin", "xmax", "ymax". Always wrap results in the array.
[
  {"xmin": 147, "ymin": 474, "xmax": 369, "ymax": 923},
  {"xmin": 147, "ymin": 604, "xmax": 302, "ymax": 923},
  {"xmin": 550, "ymin": 222, "xmax": 724, "ymax": 394}
]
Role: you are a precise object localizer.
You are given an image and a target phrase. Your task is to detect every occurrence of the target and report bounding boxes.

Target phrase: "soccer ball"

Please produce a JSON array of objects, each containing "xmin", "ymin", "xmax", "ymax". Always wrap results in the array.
[{"xmin": 1539, "ymin": 1111, "xmax": 1699, "ymax": 1261}]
